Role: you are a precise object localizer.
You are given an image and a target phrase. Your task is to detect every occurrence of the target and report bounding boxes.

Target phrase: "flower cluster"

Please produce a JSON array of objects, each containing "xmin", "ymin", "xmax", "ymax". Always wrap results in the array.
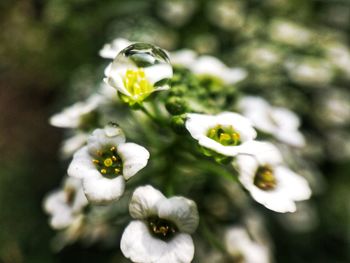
[{"xmin": 44, "ymin": 38, "xmax": 315, "ymax": 262}]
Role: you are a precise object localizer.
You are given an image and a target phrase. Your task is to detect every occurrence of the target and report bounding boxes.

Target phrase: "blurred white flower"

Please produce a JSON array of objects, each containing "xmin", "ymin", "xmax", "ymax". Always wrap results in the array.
[
  {"xmin": 169, "ymin": 49, "xmax": 197, "ymax": 68},
  {"xmin": 68, "ymin": 124, "xmax": 150, "ymax": 204},
  {"xmin": 185, "ymin": 112, "xmax": 258, "ymax": 156},
  {"xmin": 121, "ymin": 185, "xmax": 199, "ymax": 263},
  {"xmin": 238, "ymin": 96, "xmax": 305, "ymax": 147},
  {"xmin": 157, "ymin": 0, "xmax": 197, "ymax": 27},
  {"xmin": 207, "ymin": 0, "xmax": 245, "ymax": 31},
  {"xmin": 60, "ymin": 133, "xmax": 88, "ymax": 159},
  {"xmin": 236, "ymin": 142, "xmax": 311, "ymax": 213},
  {"xmin": 99, "ymin": 38, "xmax": 132, "ymax": 59},
  {"xmin": 44, "ymin": 177, "xmax": 88, "ymax": 230},
  {"xmin": 189, "ymin": 55, "xmax": 247, "ymax": 84},
  {"xmin": 285, "ymin": 58, "xmax": 334, "ymax": 87},
  {"xmin": 269, "ymin": 19, "xmax": 313, "ymax": 47},
  {"xmin": 225, "ymin": 226, "xmax": 270, "ymax": 263},
  {"xmin": 324, "ymin": 41, "xmax": 350, "ymax": 77},
  {"xmin": 49, "ymin": 94, "xmax": 103, "ymax": 129}
]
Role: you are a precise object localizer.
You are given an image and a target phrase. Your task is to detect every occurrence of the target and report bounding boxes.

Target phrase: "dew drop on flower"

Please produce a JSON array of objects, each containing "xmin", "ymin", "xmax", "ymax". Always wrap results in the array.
[{"xmin": 112, "ymin": 43, "xmax": 173, "ymax": 92}]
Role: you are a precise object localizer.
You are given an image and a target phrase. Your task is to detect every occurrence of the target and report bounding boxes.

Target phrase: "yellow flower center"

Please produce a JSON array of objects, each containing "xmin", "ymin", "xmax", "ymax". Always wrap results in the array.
[
  {"xmin": 207, "ymin": 125, "xmax": 241, "ymax": 146},
  {"xmin": 123, "ymin": 68, "xmax": 154, "ymax": 102},
  {"xmin": 92, "ymin": 146, "xmax": 123, "ymax": 178},
  {"xmin": 254, "ymin": 165, "xmax": 277, "ymax": 190}
]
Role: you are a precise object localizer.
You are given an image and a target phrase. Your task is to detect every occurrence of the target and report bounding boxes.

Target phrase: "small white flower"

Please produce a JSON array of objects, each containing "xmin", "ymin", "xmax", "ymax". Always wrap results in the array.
[
  {"xmin": 189, "ymin": 55, "xmax": 247, "ymax": 84},
  {"xmin": 121, "ymin": 185, "xmax": 199, "ymax": 263},
  {"xmin": 44, "ymin": 177, "xmax": 88, "ymax": 230},
  {"xmin": 269, "ymin": 19, "xmax": 313, "ymax": 47},
  {"xmin": 235, "ymin": 142, "xmax": 311, "ymax": 213},
  {"xmin": 169, "ymin": 49, "xmax": 198, "ymax": 68},
  {"xmin": 225, "ymin": 226, "xmax": 270, "ymax": 263},
  {"xmin": 285, "ymin": 58, "xmax": 334, "ymax": 87},
  {"xmin": 68, "ymin": 124, "xmax": 150, "ymax": 204},
  {"xmin": 99, "ymin": 38, "xmax": 132, "ymax": 59},
  {"xmin": 49, "ymin": 94, "xmax": 103, "ymax": 129},
  {"xmin": 238, "ymin": 96, "xmax": 305, "ymax": 147},
  {"xmin": 60, "ymin": 133, "xmax": 88, "ymax": 158},
  {"xmin": 104, "ymin": 45, "xmax": 173, "ymax": 105},
  {"xmin": 185, "ymin": 112, "xmax": 257, "ymax": 156}
]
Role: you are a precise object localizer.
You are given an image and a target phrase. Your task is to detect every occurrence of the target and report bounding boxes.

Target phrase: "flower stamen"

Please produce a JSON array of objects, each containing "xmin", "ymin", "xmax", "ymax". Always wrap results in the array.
[
  {"xmin": 254, "ymin": 165, "xmax": 277, "ymax": 190},
  {"xmin": 123, "ymin": 68, "xmax": 154, "ymax": 100},
  {"xmin": 207, "ymin": 125, "xmax": 241, "ymax": 146},
  {"xmin": 92, "ymin": 147, "xmax": 123, "ymax": 178},
  {"xmin": 147, "ymin": 217, "xmax": 178, "ymax": 240}
]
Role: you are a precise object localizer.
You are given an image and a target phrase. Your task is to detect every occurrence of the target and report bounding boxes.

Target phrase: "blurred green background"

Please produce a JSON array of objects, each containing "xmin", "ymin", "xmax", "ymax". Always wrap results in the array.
[{"xmin": 0, "ymin": 0, "xmax": 349, "ymax": 262}]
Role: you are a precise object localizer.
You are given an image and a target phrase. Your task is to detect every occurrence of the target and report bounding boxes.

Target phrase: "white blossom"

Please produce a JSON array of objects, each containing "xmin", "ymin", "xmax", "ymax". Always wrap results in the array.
[
  {"xmin": 238, "ymin": 96, "xmax": 305, "ymax": 147},
  {"xmin": 68, "ymin": 124, "xmax": 150, "ymax": 204},
  {"xmin": 49, "ymin": 94, "xmax": 103, "ymax": 129},
  {"xmin": 121, "ymin": 185, "xmax": 199, "ymax": 263},
  {"xmin": 44, "ymin": 177, "xmax": 88, "ymax": 230},
  {"xmin": 189, "ymin": 55, "xmax": 247, "ymax": 84},
  {"xmin": 185, "ymin": 112, "xmax": 258, "ymax": 156},
  {"xmin": 235, "ymin": 142, "xmax": 311, "ymax": 213},
  {"xmin": 225, "ymin": 227, "xmax": 270, "ymax": 263}
]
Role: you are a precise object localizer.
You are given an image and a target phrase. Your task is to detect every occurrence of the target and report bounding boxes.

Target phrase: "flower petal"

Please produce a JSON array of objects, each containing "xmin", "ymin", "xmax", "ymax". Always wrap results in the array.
[
  {"xmin": 158, "ymin": 197, "xmax": 199, "ymax": 234},
  {"xmin": 82, "ymin": 174, "xmax": 125, "ymax": 204},
  {"xmin": 120, "ymin": 220, "xmax": 168, "ymax": 263},
  {"xmin": 87, "ymin": 127, "xmax": 126, "ymax": 155},
  {"xmin": 129, "ymin": 185, "xmax": 165, "ymax": 219},
  {"xmin": 118, "ymin": 142, "xmax": 150, "ymax": 180},
  {"xmin": 68, "ymin": 147, "xmax": 97, "ymax": 179},
  {"xmin": 121, "ymin": 220, "xmax": 195, "ymax": 263}
]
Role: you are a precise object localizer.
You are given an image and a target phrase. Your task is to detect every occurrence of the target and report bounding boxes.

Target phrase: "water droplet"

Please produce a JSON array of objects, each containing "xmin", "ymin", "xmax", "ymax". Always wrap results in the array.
[{"xmin": 106, "ymin": 43, "xmax": 173, "ymax": 104}]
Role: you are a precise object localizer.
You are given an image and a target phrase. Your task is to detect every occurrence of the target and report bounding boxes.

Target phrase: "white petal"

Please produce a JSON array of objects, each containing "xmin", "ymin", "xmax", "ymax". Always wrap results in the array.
[
  {"xmin": 170, "ymin": 49, "xmax": 197, "ymax": 67},
  {"xmin": 68, "ymin": 147, "xmax": 97, "ymax": 179},
  {"xmin": 118, "ymin": 142, "xmax": 150, "ymax": 180},
  {"xmin": 157, "ymin": 233, "xmax": 195, "ymax": 263},
  {"xmin": 275, "ymin": 130, "xmax": 305, "ymax": 148},
  {"xmin": 274, "ymin": 166, "xmax": 311, "ymax": 201},
  {"xmin": 185, "ymin": 113, "xmax": 217, "ymax": 139},
  {"xmin": 158, "ymin": 197, "xmax": 199, "ymax": 234},
  {"xmin": 129, "ymin": 185, "xmax": 165, "ymax": 219},
  {"xmin": 87, "ymin": 127, "xmax": 126, "ymax": 155},
  {"xmin": 83, "ymin": 174, "xmax": 125, "ymax": 204},
  {"xmin": 249, "ymin": 186, "xmax": 297, "ymax": 213},
  {"xmin": 121, "ymin": 220, "xmax": 168, "ymax": 263},
  {"xmin": 144, "ymin": 63, "xmax": 173, "ymax": 85},
  {"xmin": 60, "ymin": 133, "xmax": 88, "ymax": 158},
  {"xmin": 121, "ymin": 220, "xmax": 195, "ymax": 263}
]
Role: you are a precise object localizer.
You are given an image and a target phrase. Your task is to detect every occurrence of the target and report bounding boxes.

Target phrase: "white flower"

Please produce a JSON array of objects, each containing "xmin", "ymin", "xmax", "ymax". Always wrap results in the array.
[
  {"xmin": 185, "ymin": 112, "xmax": 257, "ymax": 156},
  {"xmin": 238, "ymin": 96, "xmax": 305, "ymax": 147},
  {"xmin": 60, "ymin": 133, "xmax": 88, "ymax": 158},
  {"xmin": 235, "ymin": 142, "xmax": 311, "ymax": 213},
  {"xmin": 44, "ymin": 177, "xmax": 88, "ymax": 230},
  {"xmin": 68, "ymin": 124, "xmax": 150, "ymax": 204},
  {"xmin": 269, "ymin": 19, "xmax": 313, "ymax": 47},
  {"xmin": 225, "ymin": 227, "xmax": 270, "ymax": 263},
  {"xmin": 49, "ymin": 94, "xmax": 103, "ymax": 129},
  {"xmin": 189, "ymin": 55, "xmax": 247, "ymax": 84},
  {"xmin": 285, "ymin": 58, "xmax": 334, "ymax": 87},
  {"xmin": 104, "ymin": 47, "xmax": 173, "ymax": 105},
  {"xmin": 99, "ymin": 38, "xmax": 132, "ymax": 59},
  {"xmin": 169, "ymin": 49, "xmax": 198, "ymax": 68},
  {"xmin": 121, "ymin": 185, "xmax": 199, "ymax": 263}
]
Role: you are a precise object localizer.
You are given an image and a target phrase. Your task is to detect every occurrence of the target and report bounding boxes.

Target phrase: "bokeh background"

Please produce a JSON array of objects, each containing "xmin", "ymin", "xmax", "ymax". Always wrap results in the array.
[{"xmin": 1, "ymin": 0, "xmax": 350, "ymax": 262}]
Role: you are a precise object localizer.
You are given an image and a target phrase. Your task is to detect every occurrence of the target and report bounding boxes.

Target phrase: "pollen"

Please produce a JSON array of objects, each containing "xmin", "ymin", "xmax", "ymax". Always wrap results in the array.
[
  {"xmin": 104, "ymin": 158, "xmax": 113, "ymax": 167},
  {"xmin": 92, "ymin": 146, "xmax": 123, "ymax": 178},
  {"xmin": 254, "ymin": 165, "xmax": 277, "ymax": 191}
]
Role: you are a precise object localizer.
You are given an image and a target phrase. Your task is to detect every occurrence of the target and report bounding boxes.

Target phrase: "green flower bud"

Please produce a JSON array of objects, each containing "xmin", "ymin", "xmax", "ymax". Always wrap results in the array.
[{"xmin": 165, "ymin": 97, "xmax": 188, "ymax": 115}]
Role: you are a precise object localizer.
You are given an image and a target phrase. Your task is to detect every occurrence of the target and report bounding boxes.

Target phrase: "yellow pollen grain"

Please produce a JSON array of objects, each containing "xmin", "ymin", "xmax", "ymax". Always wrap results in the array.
[
  {"xmin": 92, "ymin": 159, "xmax": 99, "ymax": 164},
  {"xmin": 114, "ymin": 168, "xmax": 120, "ymax": 174},
  {"xmin": 111, "ymin": 155, "xmax": 117, "ymax": 162},
  {"xmin": 100, "ymin": 168, "xmax": 107, "ymax": 174},
  {"xmin": 110, "ymin": 146, "xmax": 116, "ymax": 152}
]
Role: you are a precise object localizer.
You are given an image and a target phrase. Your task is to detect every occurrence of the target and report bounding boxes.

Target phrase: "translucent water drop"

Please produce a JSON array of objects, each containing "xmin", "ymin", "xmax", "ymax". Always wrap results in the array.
[{"xmin": 105, "ymin": 43, "xmax": 173, "ymax": 105}]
